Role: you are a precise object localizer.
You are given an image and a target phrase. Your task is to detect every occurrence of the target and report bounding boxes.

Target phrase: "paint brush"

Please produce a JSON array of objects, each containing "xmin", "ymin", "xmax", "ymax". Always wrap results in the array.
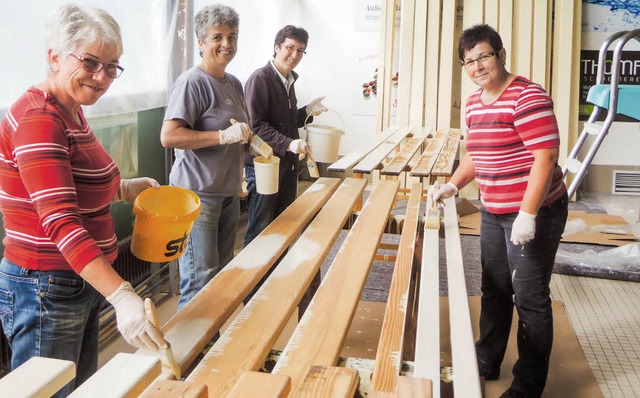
[
  {"xmin": 144, "ymin": 298, "xmax": 182, "ymax": 380},
  {"xmin": 230, "ymin": 118, "xmax": 273, "ymax": 158},
  {"xmin": 306, "ymin": 154, "xmax": 320, "ymax": 178},
  {"xmin": 425, "ymin": 180, "xmax": 441, "ymax": 230}
]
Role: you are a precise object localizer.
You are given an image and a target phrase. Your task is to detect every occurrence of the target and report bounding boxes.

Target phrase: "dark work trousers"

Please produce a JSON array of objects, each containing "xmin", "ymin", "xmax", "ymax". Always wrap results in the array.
[
  {"xmin": 242, "ymin": 160, "xmax": 321, "ymax": 317},
  {"xmin": 475, "ymin": 192, "xmax": 568, "ymax": 397}
]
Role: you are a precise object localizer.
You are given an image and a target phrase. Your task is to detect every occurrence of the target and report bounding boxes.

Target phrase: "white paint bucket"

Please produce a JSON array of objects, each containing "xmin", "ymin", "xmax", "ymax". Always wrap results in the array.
[
  {"xmin": 304, "ymin": 109, "xmax": 345, "ymax": 163},
  {"xmin": 254, "ymin": 156, "xmax": 280, "ymax": 194}
]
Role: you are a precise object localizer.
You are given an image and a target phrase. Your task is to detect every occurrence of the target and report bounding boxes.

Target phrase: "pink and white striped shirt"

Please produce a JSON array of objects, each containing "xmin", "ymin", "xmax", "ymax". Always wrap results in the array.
[
  {"xmin": 0, "ymin": 87, "xmax": 120, "ymax": 273},
  {"xmin": 465, "ymin": 76, "xmax": 566, "ymax": 214}
]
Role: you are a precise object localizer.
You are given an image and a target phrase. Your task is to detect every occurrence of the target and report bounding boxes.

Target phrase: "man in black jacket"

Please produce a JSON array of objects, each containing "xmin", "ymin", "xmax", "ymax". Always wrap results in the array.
[{"xmin": 243, "ymin": 25, "xmax": 326, "ymax": 247}]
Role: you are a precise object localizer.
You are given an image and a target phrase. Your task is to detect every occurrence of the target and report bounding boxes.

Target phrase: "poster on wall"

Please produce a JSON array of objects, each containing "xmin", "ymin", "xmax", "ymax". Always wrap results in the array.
[
  {"xmin": 353, "ymin": 0, "xmax": 400, "ymax": 116},
  {"xmin": 580, "ymin": 0, "xmax": 640, "ymax": 121}
]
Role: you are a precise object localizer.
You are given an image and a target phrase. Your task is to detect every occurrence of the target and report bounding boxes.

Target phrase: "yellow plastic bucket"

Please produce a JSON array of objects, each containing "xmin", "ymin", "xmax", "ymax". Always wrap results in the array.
[{"xmin": 131, "ymin": 186, "xmax": 201, "ymax": 262}]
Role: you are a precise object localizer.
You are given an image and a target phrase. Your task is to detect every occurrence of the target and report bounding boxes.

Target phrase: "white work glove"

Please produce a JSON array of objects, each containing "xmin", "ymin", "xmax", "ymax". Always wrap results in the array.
[
  {"xmin": 510, "ymin": 211, "xmax": 537, "ymax": 245},
  {"xmin": 306, "ymin": 96, "xmax": 328, "ymax": 117},
  {"xmin": 219, "ymin": 123, "xmax": 252, "ymax": 145},
  {"xmin": 106, "ymin": 282, "xmax": 166, "ymax": 351},
  {"xmin": 431, "ymin": 182, "xmax": 458, "ymax": 208},
  {"xmin": 288, "ymin": 139, "xmax": 311, "ymax": 160},
  {"xmin": 115, "ymin": 177, "xmax": 160, "ymax": 204}
]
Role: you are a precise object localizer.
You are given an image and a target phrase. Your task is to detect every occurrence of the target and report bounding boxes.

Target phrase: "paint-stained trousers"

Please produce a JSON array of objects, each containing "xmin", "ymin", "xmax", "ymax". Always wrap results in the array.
[{"xmin": 475, "ymin": 193, "xmax": 568, "ymax": 397}]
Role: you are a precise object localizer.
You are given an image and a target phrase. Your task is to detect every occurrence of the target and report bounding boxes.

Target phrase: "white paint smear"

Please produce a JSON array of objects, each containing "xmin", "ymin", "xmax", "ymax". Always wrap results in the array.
[
  {"xmin": 228, "ymin": 233, "xmax": 286, "ymax": 270},
  {"xmin": 271, "ymin": 236, "xmax": 322, "ymax": 277}
]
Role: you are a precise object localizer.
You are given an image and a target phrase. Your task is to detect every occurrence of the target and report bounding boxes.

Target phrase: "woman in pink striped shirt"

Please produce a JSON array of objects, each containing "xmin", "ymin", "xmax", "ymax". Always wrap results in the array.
[{"xmin": 432, "ymin": 24, "xmax": 568, "ymax": 398}]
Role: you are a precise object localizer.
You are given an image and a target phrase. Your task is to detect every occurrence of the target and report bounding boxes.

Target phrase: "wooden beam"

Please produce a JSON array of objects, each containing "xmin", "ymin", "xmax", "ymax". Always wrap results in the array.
[
  {"xmin": 430, "ymin": 130, "xmax": 461, "ymax": 176},
  {"xmin": 370, "ymin": 183, "xmax": 422, "ymax": 394},
  {"xmin": 70, "ymin": 353, "xmax": 160, "ymax": 398},
  {"xmin": 532, "ymin": 0, "xmax": 551, "ymax": 89},
  {"xmin": 436, "ymin": 0, "xmax": 457, "ymax": 130},
  {"xmin": 140, "ymin": 380, "xmax": 208, "ymax": 398},
  {"xmin": 328, "ymin": 126, "xmax": 401, "ymax": 173},
  {"xmin": 499, "ymin": 0, "xmax": 514, "ymax": 70},
  {"xmin": 424, "ymin": 0, "xmax": 441, "ymax": 128},
  {"xmin": 0, "ymin": 357, "xmax": 75, "ymax": 398},
  {"xmin": 396, "ymin": 375, "xmax": 433, "ymax": 397},
  {"xmin": 185, "ymin": 179, "xmax": 368, "ymax": 396},
  {"xmin": 376, "ymin": 0, "xmax": 398, "ymax": 130},
  {"xmin": 443, "ymin": 196, "xmax": 482, "ymax": 397},
  {"xmin": 513, "ymin": 0, "xmax": 534, "ymax": 78},
  {"xmin": 271, "ymin": 181, "xmax": 400, "ymax": 394},
  {"xmin": 396, "ymin": 0, "xmax": 416, "ymax": 125},
  {"xmin": 409, "ymin": 0, "xmax": 428, "ymax": 127},
  {"xmin": 381, "ymin": 128, "xmax": 431, "ymax": 175},
  {"xmin": 296, "ymin": 366, "xmax": 360, "ymax": 398},
  {"xmin": 414, "ymin": 186, "xmax": 441, "ymax": 397},
  {"xmin": 136, "ymin": 178, "xmax": 341, "ymax": 384},
  {"xmin": 227, "ymin": 372, "xmax": 291, "ymax": 398},
  {"xmin": 353, "ymin": 127, "xmax": 414, "ymax": 174}
]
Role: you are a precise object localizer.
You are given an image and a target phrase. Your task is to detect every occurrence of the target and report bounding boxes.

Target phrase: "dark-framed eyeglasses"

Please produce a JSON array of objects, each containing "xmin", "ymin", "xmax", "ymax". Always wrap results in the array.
[
  {"xmin": 460, "ymin": 51, "xmax": 498, "ymax": 68},
  {"xmin": 282, "ymin": 44, "xmax": 306, "ymax": 55},
  {"xmin": 68, "ymin": 52, "xmax": 124, "ymax": 78}
]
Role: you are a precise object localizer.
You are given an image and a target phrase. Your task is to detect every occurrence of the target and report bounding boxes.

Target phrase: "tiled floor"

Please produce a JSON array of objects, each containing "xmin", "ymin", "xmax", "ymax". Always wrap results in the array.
[{"xmin": 550, "ymin": 193, "xmax": 640, "ymax": 397}]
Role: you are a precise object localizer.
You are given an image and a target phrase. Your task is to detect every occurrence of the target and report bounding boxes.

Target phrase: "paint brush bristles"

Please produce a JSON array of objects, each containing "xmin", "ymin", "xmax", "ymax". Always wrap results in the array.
[{"xmin": 426, "ymin": 181, "xmax": 441, "ymax": 229}]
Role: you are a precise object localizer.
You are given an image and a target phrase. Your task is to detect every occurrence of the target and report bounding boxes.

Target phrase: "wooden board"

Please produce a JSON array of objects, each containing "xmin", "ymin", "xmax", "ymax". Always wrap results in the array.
[
  {"xmin": 271, "ymin": 181, "xmax": 400, "ymax": 394},
  {"xmin": 409, "ymin": 0, "xmax": 428, "ymax": 127},
  {"xmin": 185, "ymin": 178, "xmax": 367, "ymax": 396},
  {"xmin": 370, "ymin": 183, "xmax": 422, "ymax": 394},
  {"xmin": 436, "ymin": 0, "xmax": 457, "ymax": 130},
  {"xmin": 328, "ymin": 126, "xmax": 401, "ymax": 172},
  {"xmin": 296, "ymin": 366, "xmax": 359, "ymax": 398},
  {"xmin": 136, "ymin": 178, "xmax": 341, "ymax": 384},
  {"xmin": 430, "ymin": 130, "xmax": 461, "ymax": 176},
  {"xmin": 227, "ymin": 372, "xmax": 290, "ymax": 398},
  {"xmin": 140, "ymin": 380, "xmax": 208, "ymax": 398},
  {"xmin": 443, "ymin": 196, "xmax": 482, "ymax": 397},
  {"xmin": 413, "ymin": 187, "xmax": 441, "ymax": 397},
  {"xmin": 408, "ymin": 136, "xmax": 446, "ymax": 177},
  {"xmin": 396, "ymin": 375, "xmax": 433, "ymax": 398},
  {"xmin": 513, "ymin": 0, "xmax": 534, "ymax": 78},
  {"xmin": 69, "ymin": 353, "xmax": 160, "ymax": 398},
  {"xmin": 396, "ymin": 0, "xmax": 416, "ymax": 126},
  {"xmin": 381, "ymin": 128, "xmax": 431, "ymax": 175},
  {"xmin": 0, "ymin": 357, "xmax": 75, "ymax": 398},
  {"xmin": 376, "ymin": 0, "xmax": 398, "ymax": 130},
  {"xmin": 353, "ymin": 127, "xmax": 414, "ymax": 174},
  {"xmin": 424, "ymin": 0, "xmax": 441, "ymax": 128}
]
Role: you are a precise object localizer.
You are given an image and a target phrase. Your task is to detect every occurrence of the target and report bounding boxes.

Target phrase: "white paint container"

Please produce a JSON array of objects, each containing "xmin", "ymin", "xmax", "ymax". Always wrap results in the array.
[
  {"xmin": 304, "ymin": 109, "xmax": 345, "ymax": 163},
  {"xmin": 254, "ymin": 155, "xmax": 280, "ymax": 194}
]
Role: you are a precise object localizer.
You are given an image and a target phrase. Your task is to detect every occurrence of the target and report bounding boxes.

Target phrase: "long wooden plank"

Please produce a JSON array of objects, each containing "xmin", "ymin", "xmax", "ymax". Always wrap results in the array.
[
  {"xmin": 532, "ymin": 0, "xmax": 550, "ymax": 89},
  {"xmin": 396, "ymin": 375, "xmax": 433, "ymax": 397},
  {"xmin": 409, "ymin": 0, "xmax": 428, "ymax": 127},
  {"xmin": 376, "ymin": 0, "xmax": 398, "ymax": 131},
  {"xmin": 443, "ymin": 196, "xmax": 482, "ymax": 397},
  {"xmin": 186, "ymin": 178, "xmax": 367, "ymax": 397},
  {"xmin": 0, "ymin": 357, "xmax": 75, "ymax": 398},
  {"xmin": 70, "ymin": 353, "xmax": 160, "ymax": 398},
  {"xmin": 436, "ymin": 0, "xmax": 457, "ymax": 130},
  {"xmin": 140, "ymin": 380, "xmax": 208, "ymax": 398},
  {"xmin": 370, "ymin": 183, "xmax": 422, "ymax": 394},
  {"xmin": 272, "ymin": 180, "xmax": 400, "ymax": 394},
  {"xmin": 381, "ymin": 128, "xmax": 431, "ymax": 175},
  {"xmin": 424, "ymin": 0, "xmax": 441, "ymax": 128},
  {"xmin": 396, "ymin": 0, "xmax": 416, "ymax": 125},
  {"xmin": 513, "ymin": 0, "xmax": 534, "ymax": 78},
  {"xmin": 499, "ymin": 0, "xmax": 514, "ymax": 70},
  {"xmin": 353, "ymin": 127, "xmax": 414, "ymax": 174},
  {"xmin": 296, "ymin": 366, "xmax": 359, "ymax": 398},
  {"xmin": 136, "ymin": 178, "xmax": 341, "ymax": 383},
  {"xmin": 328, "ymin": 126, "xmax": 401, "ymax": 172},
  {"xmin": 460, "ymin": 0, "xmax": 485, "ymax": 136},
  {"xmin": 409, "ymin": 134, "xmax": 446, "ymax": 177},
  {"xmin": 430, "ymin": 130, "xmax": 461, "ymax": 176},
  {"xmin": 414, "ymin": 186, "xmax": 440, "ymax": 397},
  {"xmin": 227, "ymin": 372, "xmax": 291, "ymax": 398}
]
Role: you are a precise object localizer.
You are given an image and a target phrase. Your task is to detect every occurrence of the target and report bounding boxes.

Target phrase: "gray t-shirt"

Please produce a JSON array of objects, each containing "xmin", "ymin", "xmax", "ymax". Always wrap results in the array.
[{"xmin": 164, "ymin": 66, "xmax": 249, "ymax": 196}]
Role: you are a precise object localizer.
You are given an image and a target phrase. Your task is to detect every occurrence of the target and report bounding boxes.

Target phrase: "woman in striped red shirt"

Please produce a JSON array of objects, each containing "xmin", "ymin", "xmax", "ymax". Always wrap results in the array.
[
  {"xmin": 0, "ymin": 5, "xmax": 165, "ymax": 395},
  {"xmin": 432, "ymin": 24, "xmax": 568, "ymax": 398}
]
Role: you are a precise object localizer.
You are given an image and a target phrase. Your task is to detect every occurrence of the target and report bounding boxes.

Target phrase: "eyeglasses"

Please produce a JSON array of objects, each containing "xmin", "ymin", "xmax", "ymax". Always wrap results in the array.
[
  {"xmin": 460, "ymin": 52, "xmax": 498, "ymax": 68},
  {"xmin": 282, "ymin": 45, "xmax": 306, "ymax": 55},
  {"xmin": 68, "ymin": 52, "xmax": 124, "ymax": 78}
]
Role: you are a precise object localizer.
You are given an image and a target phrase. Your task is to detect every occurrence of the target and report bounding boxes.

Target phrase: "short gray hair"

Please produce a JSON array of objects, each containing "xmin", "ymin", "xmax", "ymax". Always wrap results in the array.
[
  {"xmin": 194, "ymin": 4, "xmax": 239, "ymax": 41},
  {"xmin": 44, "ymin": 4, "xmax": 123, "ymax": 72}
]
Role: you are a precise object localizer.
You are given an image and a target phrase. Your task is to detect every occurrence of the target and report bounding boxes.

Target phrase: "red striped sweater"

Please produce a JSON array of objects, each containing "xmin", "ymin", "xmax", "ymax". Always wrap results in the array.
[
  {"xmin": 0, "ymin": 87, "xmax": 119, "ymax": 273},
  {"xmin": 465, "ymin": 76, "xmax": 566, "ymax": 214}
]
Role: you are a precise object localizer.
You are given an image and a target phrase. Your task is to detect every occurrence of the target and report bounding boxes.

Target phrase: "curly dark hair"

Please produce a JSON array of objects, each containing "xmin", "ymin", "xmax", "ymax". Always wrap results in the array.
[{"xmin": 458, "ymin": 24, "xmax": 503, "ymax": 62}]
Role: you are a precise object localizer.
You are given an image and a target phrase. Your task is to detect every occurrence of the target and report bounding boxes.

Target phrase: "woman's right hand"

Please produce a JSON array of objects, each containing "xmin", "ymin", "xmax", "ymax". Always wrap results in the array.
[
  {"xmin": 431, "ymin": 182, "xmax": 459, "ymax": 207},
  {"xmin": 106, "ymin": 281, "xmax": 167, "ymax": 351},
  {"xmin": 219, "ymin": 123, "xmax": 252, "ymax": 145}
]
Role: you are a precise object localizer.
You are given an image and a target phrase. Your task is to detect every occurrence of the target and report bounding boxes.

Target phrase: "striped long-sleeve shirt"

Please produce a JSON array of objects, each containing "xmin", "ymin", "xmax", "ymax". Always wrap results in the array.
[
  {"xmin": 0, "ymin": 87, "xmax": 120, "ymax": 273},
  {"xmin": 465, "ymin": 76, "xmax": 566, "ymax": 214}
]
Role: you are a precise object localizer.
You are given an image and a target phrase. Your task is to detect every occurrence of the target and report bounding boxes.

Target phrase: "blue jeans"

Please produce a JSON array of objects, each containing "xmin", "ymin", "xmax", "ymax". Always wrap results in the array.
[
  {"xmin": 243, "ymin": 161, "xmax": 298, "ymax": 247},
  {"xmin": 475, "ymin": 193, "xmax": 568, "ymax": 397},
  {"xmin": 0, "ymin": 258, "xmax": 102, "ymax": 397},
  {"xmin": 177, "ymin": 195, "xmax": 239, "ymax": 310}
]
